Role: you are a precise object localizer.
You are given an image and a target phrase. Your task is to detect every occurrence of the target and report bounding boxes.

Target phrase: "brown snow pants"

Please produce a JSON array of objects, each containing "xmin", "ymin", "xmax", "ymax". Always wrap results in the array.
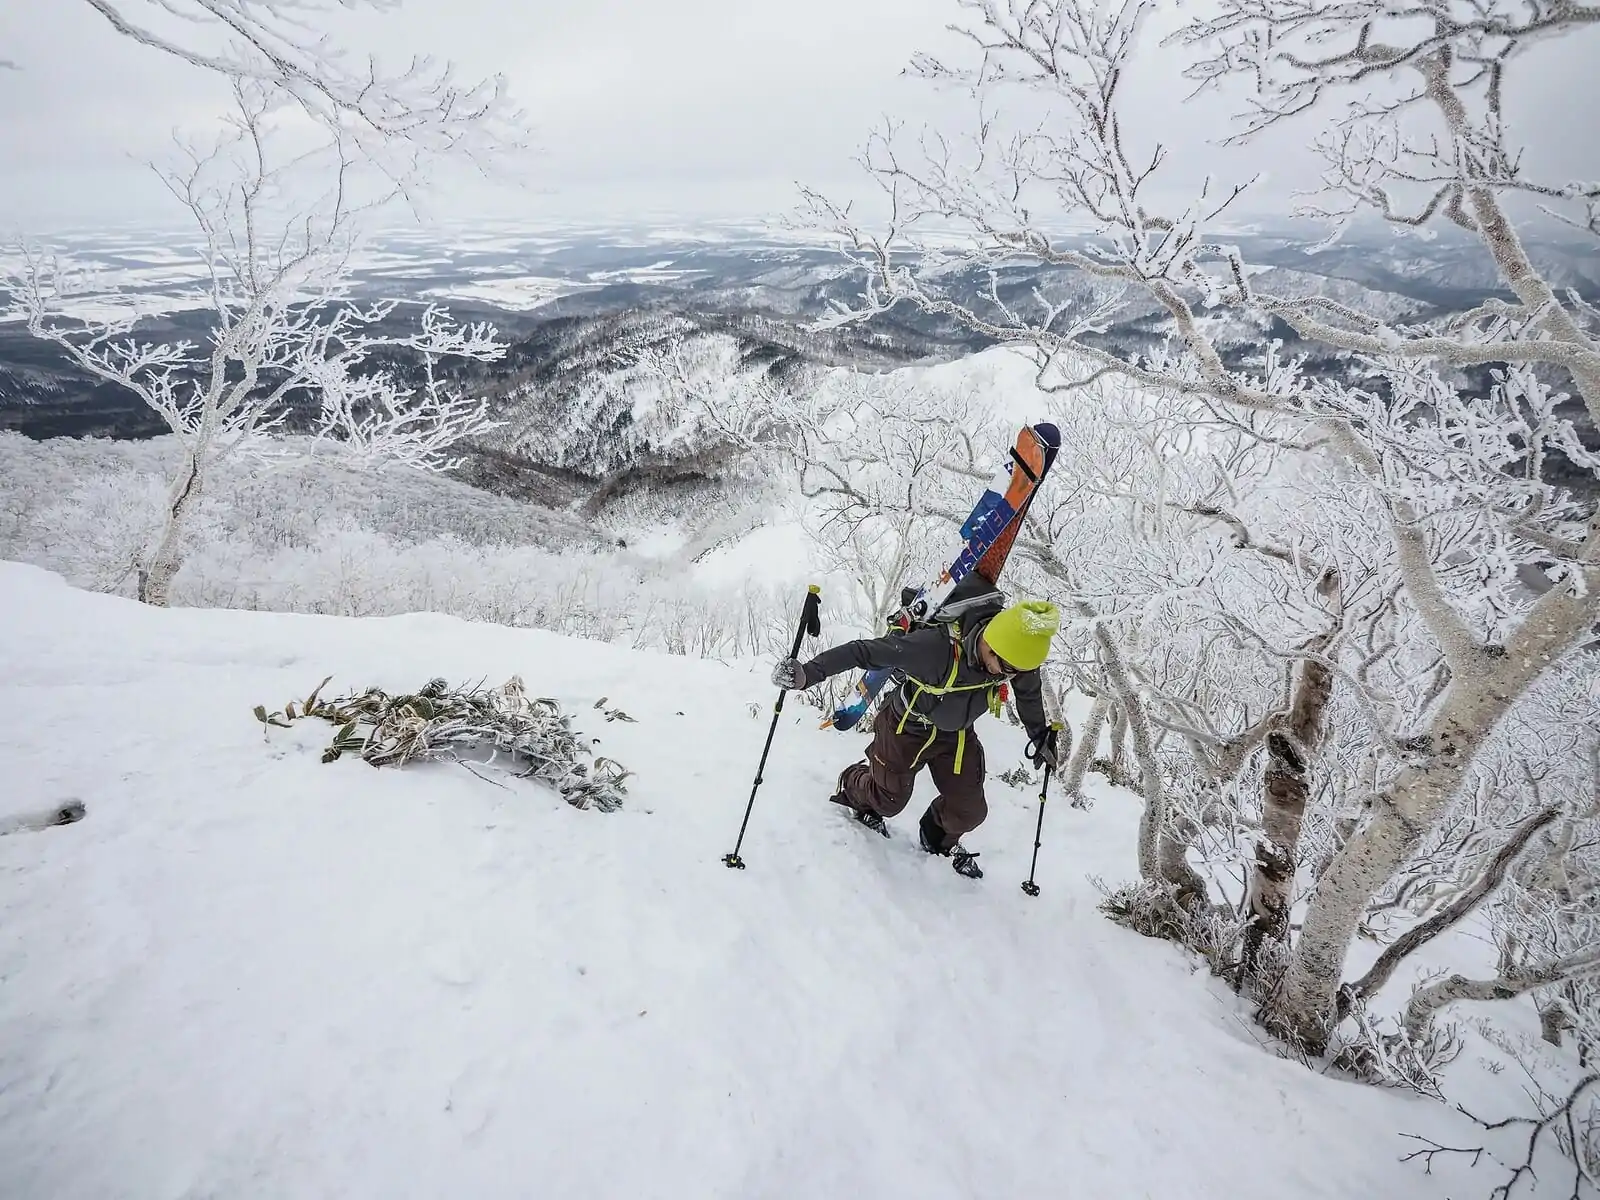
[{"xmin": 837, "ymin": 704, "xmax": 987, "ymax": 849}]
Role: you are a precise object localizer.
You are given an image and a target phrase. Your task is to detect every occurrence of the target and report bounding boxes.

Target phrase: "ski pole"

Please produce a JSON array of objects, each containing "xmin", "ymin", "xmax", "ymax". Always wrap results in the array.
[
  {"xmin": 724, "ymin": 584, "xmax": 822, "ymax": 870},
  {"xmin": 1021, "ymin": 721, "xmax": 1063, "ymax": 897}
]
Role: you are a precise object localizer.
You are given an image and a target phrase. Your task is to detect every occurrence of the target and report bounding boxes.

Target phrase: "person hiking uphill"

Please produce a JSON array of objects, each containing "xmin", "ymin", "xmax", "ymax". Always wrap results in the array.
[{"xmin": 771, "ymin": 595, "xmax": 1063, "ymax": 878}]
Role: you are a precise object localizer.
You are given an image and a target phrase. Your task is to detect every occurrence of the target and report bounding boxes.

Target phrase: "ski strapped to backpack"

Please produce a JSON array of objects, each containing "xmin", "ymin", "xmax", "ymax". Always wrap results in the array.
[{"xmin": 824, "ymin": 421, "xmax": 1060, "ymax": 732}]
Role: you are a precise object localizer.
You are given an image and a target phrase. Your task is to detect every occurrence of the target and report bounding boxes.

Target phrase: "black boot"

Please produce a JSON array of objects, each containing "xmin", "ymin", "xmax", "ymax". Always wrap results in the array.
[
  {"xmin": 830, "ymin": 788, "xmax": 888, "ymax": 837},
  {"xmin": 949, "ymin": 847, "xmax": 984, "ymax": 879},
  {"xmin": 919, "ymin": 808, "xmax": 983, "ymax": 878}
]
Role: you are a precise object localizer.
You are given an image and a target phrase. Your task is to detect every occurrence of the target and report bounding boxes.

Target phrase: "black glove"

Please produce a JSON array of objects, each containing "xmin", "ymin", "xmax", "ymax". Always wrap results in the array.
[
  {"xmin": 771, "ymin": 657, "xmax": 808, "ymax": 690},
  {"xmin": 1027, "ymin": 727, "xmax": 1061, "ymax": 769}
]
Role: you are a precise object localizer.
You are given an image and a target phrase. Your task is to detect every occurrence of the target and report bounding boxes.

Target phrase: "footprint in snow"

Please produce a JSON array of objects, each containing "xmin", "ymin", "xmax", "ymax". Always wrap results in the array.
[
  {"xmin": 424, "ymin": 942, "xmax": 480, "ymax": 989},
  {"xmin": 444, "ymin": 1060, "xmax": 499, "ymax": 1141}
]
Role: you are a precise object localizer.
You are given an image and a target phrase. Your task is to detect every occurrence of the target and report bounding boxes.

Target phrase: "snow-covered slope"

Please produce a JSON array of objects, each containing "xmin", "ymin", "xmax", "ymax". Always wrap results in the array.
[{"xmin": 0, "ymin": 563, "xmax": 1482, "ymax": 1200}]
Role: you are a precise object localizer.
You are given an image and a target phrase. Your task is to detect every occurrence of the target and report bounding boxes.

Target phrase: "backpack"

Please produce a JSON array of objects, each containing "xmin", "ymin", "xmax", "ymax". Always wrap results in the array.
[
  {"xmin": 886, "ymin": 573, "xmax": 1011, "ymax": 770},
  {"xmin": 889, "ymin": 573, "xmax": 1011, "ymax": 705},
  {"xmin": 891, "ymin": 572, "xmax": 1007, "ymax": 636}
]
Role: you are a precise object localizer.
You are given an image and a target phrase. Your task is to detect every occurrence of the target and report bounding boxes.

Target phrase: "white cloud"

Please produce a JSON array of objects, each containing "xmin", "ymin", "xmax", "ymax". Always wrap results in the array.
[{"xmin": 1, "ymin": 0, "xmax": 1595, "ymax": 233}]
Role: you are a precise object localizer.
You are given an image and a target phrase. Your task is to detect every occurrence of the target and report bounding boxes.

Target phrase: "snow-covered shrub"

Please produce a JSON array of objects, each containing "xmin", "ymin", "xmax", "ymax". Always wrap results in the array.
[
  {"xmin": 255, "ymin": 675, "xmax": 630, "ymax": 812},
  {"xmin": 492, "ymin": 324, "xmax": 795, "ymax": 483},
  {"xmin": 0, "ymin": 431, "xmax": 794, "ymax": 660}
]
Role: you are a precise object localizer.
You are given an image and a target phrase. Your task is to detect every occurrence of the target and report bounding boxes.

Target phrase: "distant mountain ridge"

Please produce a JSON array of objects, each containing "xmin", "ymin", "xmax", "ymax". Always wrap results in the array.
[{"xmin": 3, "ymin": 225, "xmax": 1594, "ymax": 498}]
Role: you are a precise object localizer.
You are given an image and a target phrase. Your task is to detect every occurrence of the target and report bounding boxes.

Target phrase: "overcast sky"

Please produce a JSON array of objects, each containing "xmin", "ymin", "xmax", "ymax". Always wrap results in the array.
[{"xmin": 2, "ymin": 0, "xmax": 1596, "ymax": 235}]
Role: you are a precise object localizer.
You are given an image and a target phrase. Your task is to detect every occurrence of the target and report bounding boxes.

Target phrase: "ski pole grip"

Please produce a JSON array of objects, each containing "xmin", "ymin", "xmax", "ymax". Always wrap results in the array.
[{"xmin": 789, "ymin": 585, "xmax": 823, "ymax": 657}]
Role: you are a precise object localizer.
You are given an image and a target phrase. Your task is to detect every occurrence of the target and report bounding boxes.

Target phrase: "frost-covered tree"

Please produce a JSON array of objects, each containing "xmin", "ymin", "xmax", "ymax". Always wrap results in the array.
[
  {"xmin": 5, "ymin": 83, "xmax": 505, "ymax": 606},
  {"xmin": 0, "ymin": 430, "xmax": 801, "ymax": 658},
  {"xmin": 3, "ymin": 1, "xmax": 527, "ymax": 607},
  {"xmin": 791, "ymin": 373, "xmax": 1007, "ymax": 632},
  {"xmin": 77, "ymin": 0, "xmax": 523, "ymax": 176},
  {"xmin": 620, "ymin": 342, "xmax": 1011, "ymax": 635},
  {"xmin": 582, "ymin": 334, "xmax": 792, "ymax": 485},
  {"xmin": 804, "ymin": 0, "xmax": 1600, "ymax": 1052}
]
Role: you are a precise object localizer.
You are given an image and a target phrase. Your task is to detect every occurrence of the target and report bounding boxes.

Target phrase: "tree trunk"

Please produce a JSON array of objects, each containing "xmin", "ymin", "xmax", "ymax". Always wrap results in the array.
[
  {"xmin": 1091, "ymin": 621, "xmax": 1206, "ymax": 903},
  {"xmin": 1108, "ymin": 702, "xmax": 1131, "ymax": 786},
  {"xmin": 1312, "ymin": 814, "xmax": 1360, "ymax": 884},
  {"xmin": 1270, "ymin": 563, "xmax": 1599, "ymax": 1051},
  {"xmin": 1271, "ymin": 678, "xmax": 1516, "ymax": 1050},
  {"xmin": 1242, "ymin": 652, "xmax": 1334, "ymax": 978},
  {"xmin": 1574, "ymin": 981, "xmax": 1597, "ymax": 1068},
  {"xmin": 1061, "ymin": 691, "xmax": 1109, "ymax": 803},
  {"xmin": 1539, "ymin": 998, "xmax": 1571, "ymax": 1048},
  {"xmin": 139, "ymin": 451, "xmax": 204, "ymax": 607}
]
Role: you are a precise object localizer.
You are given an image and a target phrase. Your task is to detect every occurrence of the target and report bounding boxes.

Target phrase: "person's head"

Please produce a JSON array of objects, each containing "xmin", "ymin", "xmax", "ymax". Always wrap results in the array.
[{"xmin": 977, "ymin": 600, "xmax": 1060, "ymax": 676}]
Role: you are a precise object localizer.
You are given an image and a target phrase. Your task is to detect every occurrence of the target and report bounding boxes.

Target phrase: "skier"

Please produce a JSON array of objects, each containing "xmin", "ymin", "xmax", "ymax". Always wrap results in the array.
[{"xmin": 771, "ymin": 599, "xmax": 1063, "ymax": 878}]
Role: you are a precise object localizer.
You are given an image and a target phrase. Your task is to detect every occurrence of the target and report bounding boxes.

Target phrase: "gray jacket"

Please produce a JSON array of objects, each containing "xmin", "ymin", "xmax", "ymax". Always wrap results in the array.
[{"xmin": 803, "ymin": 619, "xmax": 1048, "ymax": 735}]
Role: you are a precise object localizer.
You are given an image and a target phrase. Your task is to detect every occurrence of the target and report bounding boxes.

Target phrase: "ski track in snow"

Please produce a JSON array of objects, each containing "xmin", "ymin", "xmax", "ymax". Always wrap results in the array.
[{"xmin": 0, "ymin": 563, "xmax": 1484, "ymax": 1200}]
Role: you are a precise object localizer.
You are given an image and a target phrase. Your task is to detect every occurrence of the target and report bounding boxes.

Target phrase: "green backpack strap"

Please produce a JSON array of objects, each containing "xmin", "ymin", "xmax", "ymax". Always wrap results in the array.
[{"xmin": 893, "ymin": 621, "xmax": 997, "ymax": 775}]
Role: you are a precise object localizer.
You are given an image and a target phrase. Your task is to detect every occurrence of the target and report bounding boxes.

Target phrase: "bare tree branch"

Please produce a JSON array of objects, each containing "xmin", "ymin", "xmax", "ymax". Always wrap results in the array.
[{"xmin": 1342, "ymin": 803, "xmax": 1563, "ymax": 1015}]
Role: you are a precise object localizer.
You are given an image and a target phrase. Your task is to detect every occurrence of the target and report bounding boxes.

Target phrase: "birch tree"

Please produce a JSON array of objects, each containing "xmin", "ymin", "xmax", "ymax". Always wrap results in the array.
[
  {"xmin": 5, "ymin": 83, "xmax": 505, "ymax": 606},
  {"xmin": 803, "ymin": 0, "xmax": 1600, "ymax": 1052},
  {"xmin": 6, "ymin": 3, "xmax": 528, "ymax": 607}
]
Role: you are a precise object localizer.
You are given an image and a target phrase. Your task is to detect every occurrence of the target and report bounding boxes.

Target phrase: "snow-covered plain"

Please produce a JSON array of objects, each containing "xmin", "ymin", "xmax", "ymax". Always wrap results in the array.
[
  {"xmin": 0, "ymin": 562, "xmax": 1490, "ymax": 1200},
  {"xmin": 421, "ymin": 276, "xmax": 588, "ymax": 311}
]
